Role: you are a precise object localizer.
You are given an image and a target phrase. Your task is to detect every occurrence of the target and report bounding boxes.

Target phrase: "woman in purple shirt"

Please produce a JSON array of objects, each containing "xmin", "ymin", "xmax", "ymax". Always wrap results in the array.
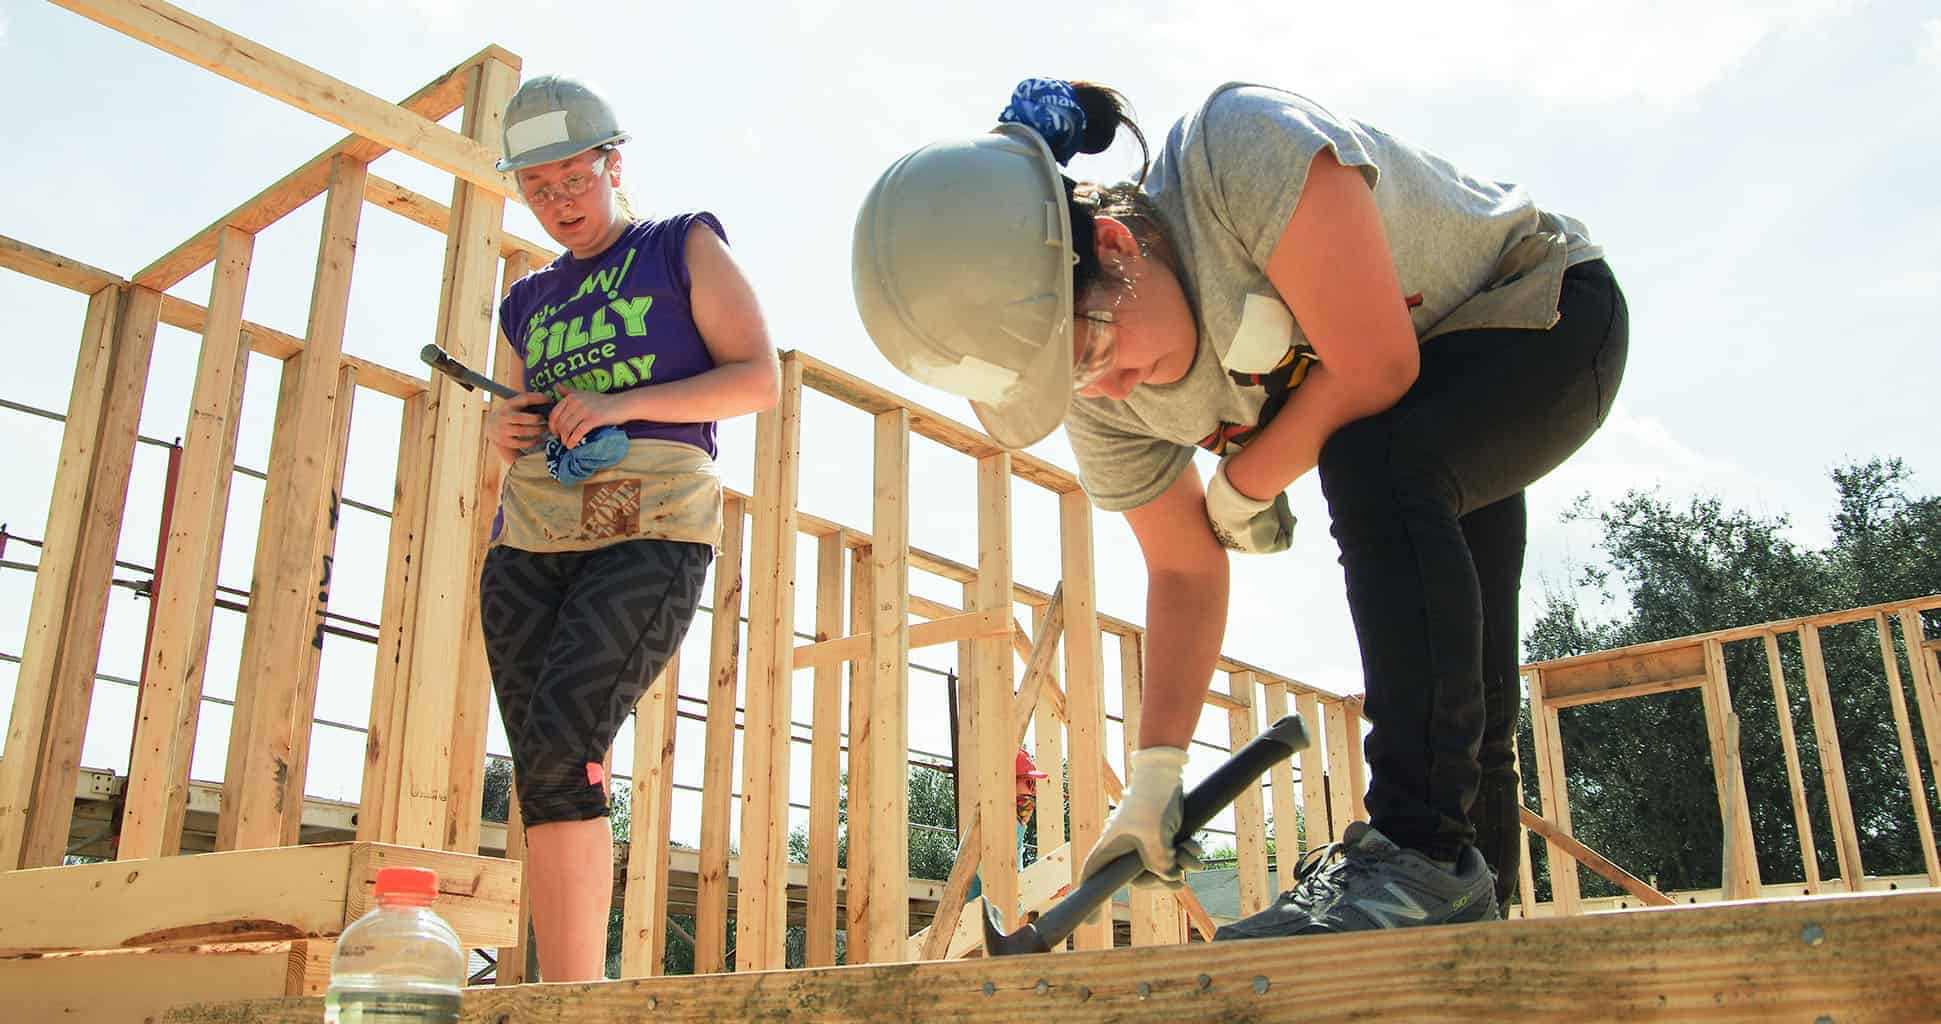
[{"xmin": 480, "ymin": 74, "xmax": 778, "ymax": 982}]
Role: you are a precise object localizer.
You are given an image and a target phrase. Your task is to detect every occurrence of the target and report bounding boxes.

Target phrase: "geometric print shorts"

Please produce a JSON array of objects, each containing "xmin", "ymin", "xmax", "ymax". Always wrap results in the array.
[{"xmin": 478, "ymin": 538, "xmax": 711, "ymax": 825}]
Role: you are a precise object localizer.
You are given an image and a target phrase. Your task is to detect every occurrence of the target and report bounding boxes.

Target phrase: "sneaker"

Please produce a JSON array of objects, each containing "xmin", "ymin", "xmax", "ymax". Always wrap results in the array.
[{"xmin": 1213, "ymin": 822, "xmax": 1499, "ymax": 941}]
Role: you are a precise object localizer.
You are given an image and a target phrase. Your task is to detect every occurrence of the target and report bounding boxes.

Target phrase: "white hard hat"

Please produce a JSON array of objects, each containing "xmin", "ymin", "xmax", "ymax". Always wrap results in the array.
[
  {"xmin": 852, "ymin": 125, "xmax": 1076, "ymax": 451},
  {"xmin": 497, "ymin": 74, "xmax": 630, "ymax": 172}
]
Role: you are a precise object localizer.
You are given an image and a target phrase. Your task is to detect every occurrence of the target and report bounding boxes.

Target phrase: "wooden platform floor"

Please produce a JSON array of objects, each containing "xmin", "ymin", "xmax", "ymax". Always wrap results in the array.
[{"xmin": 163, "ymin": 889, "xmax": 1940, "ymax": 1023}]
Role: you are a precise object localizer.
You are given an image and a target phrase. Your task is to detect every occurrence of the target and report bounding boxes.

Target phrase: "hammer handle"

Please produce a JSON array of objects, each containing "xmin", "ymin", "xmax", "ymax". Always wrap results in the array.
[
  {"xmin": 420, "ymin": 343, "xmax": 521, "ymax": 400},
  {"xmin": 1030, "ymin": 714, "xmax": 1309, "ymax": 945}
]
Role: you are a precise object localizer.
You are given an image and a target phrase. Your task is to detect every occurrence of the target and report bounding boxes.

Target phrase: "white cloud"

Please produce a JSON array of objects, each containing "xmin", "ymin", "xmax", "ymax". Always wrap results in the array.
[
  {"xmin": 1923, "ymin": 17, "xmax": 1941, "ymax": 66},
  {"xmin": 1529, "ymin": 403, "xmax": 1767, "ymax": 517}
]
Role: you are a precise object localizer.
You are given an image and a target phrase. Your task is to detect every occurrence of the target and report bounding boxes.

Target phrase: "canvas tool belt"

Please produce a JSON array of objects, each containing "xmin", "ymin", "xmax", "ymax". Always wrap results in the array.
[{"xmin": 494, "ymin": 438, "xmax": 722, "ymax": 553}]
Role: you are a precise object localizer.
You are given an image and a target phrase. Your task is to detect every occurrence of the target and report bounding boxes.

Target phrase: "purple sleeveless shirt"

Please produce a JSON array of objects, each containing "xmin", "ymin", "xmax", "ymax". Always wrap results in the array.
[{"xmin": 498, "ymin": 213, "xmax": 723, "ymax": 458}]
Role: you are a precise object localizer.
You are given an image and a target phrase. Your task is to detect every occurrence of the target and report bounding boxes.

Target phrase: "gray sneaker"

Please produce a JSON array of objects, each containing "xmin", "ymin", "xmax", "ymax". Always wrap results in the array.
[{"xmin": 1214, "ymin": 822, "xmax": 1499, "ymax": 941}]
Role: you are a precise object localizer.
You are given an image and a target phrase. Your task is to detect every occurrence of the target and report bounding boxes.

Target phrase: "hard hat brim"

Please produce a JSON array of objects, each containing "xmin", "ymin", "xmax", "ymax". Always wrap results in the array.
[
  {"xmin": 962, "ymin": 125, "xmax": 1074, "ymax": 452},
  {"xmin": 967, "ymin": 323, "xmax": 1072, "ymax": 452},
  {"xmin": 851, "ymin": 124, "xmax": 1076, "ymax": 453}
]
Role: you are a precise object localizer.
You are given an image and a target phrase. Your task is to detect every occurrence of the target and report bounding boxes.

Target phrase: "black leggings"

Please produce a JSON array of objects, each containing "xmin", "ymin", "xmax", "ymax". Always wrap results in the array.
[
  {"xmin": 479, "ymin": 538, "xmax": 711, "ymax": 825},
  {"xmin": 1317, "ymin": 259, "xmax": 1628, "ymax": 903}
]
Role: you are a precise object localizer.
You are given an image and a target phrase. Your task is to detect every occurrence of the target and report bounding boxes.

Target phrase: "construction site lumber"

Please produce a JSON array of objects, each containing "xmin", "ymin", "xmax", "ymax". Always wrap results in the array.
[
  {"xmin": 1800, "ymin": 624, "xmax": 1867, "ymax": 890},
  {"xmin": 0, "ymin": 842, "xmax": 519, "ymax": 955},
  {"xmin": 126, "ymin": 48, "xmax": 487, "ymax": 291},
  {"xmin": 691, "ymin": 497, "xmax": 745, "ymax": 974},
  {"xmin": 734, "ymin": 357, "xmax": 805, "ymax": 970},
  {"xmin": 53, "ymin": 0, "xmax": 520, "ymax": 202},
  {"xmin": 218, "ymin": 156, "xmax": 366, "ymax": 853},
  {"xmin": 167, "ymin": 891, "xmax": 1941, "ymax": 1023},
  {"xmin": 1516, "ymin": 806, "xmax": 1673, "ymax": 907},
  {"xmin": 0, "ymin": 283, "xmax": 160, "ymax": 870},
  {"xmin": 1524, "ymin": 593, "xmax": 1941, "ymax": 678},
  {"xmin": 1763, "ymin": 630, "xmax": 1825, "ymax": 892},
  {"xmin": 796, "ymin": 352, "xmax": 1076, "ymax": 494},
  {"xmin": 804, "ymin": 534, "xmax": 847, "ymax": 967},
  {"xmin": 1059, "ymin": 488, "xmax": 1112, "ymax": 951},
  {"xmin": 117, "ymin": 225, "xmax": 255, "ymax": 862},
  {"xmin": 0, "ymin": 939, "xmax": 332, "ymax": 1023},
  {"xmin": 858, "ymin": 406, "xmax": 912, "ymax": 960}
]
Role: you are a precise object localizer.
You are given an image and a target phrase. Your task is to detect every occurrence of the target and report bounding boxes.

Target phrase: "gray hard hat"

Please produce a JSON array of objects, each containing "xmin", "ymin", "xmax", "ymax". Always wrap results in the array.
[
  {"xmin": 497, "ymin": 74, "xmax": 630, "ymax": 172},
  {"xmin": 852, "ymin": 125, "xmax": 1075, "ymax": 451}
]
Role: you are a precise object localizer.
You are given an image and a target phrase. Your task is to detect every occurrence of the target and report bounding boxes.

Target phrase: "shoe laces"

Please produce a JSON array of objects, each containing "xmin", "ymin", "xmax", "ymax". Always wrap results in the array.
[{"xmin": 1279, "ymin": 837, "xmax": 1393, "ymax": 907}]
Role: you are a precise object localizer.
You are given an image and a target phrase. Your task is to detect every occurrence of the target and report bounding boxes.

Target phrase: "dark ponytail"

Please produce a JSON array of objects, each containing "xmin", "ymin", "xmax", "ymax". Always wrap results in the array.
[
  {"xmin": 1068, "ymin": 81, "xmax": 1148, "ymax": 178},
  {"xmin": 1061, "ymin": 82, "xmax": 1175, "ymax": 300}
]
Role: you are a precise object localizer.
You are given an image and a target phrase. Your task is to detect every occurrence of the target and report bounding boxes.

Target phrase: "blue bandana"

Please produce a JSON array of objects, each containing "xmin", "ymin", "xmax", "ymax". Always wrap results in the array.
[
  {"xmin": 997, "ymin": 78, "xmax": 1087, "ymax": 164},
  {"xmin": 544, "ymin": 426, "xmax": 629, "ymax": 484}
]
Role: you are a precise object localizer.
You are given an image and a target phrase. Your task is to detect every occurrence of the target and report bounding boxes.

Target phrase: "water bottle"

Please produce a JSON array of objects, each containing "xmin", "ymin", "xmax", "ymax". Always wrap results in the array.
[{"xmin": 324, "ymin": 866, "xmax": 466, "ymax": 1023}]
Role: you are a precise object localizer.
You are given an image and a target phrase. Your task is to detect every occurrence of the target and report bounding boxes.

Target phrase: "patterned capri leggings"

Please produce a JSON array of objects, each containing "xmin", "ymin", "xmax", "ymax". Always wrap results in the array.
[{"xmin": 478, "ymin": 538, "xmax": 711, "ymax": 825}]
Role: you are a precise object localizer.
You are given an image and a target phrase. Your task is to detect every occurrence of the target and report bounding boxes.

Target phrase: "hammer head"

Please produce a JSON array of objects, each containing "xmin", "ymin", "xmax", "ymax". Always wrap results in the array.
[{"xmin": 980, "ymin": 897, "xmax": 1050, "ymax": 957}]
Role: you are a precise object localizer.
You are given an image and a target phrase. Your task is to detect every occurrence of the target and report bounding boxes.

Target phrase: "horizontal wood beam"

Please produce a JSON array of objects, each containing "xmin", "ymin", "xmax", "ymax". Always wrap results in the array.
[
  {"xmin": 155, "ymin": 294, "xmax": 426, "ymax": 399},
  {"xmin": 54, "ymin": 1, "xmax": 519, "ymax": 207},
  {"xmin": 365, "ymin": 173, "xmax": 556, "ymax": 265},
  {"xmin": 1542, "ymin": 673, "xmax": 1708, "ymax": 709},
  {"xmin": 0, "ymin": 939, "xmax": 330, "ymax": 1021},
  {"xmin": 1, "ymin": 234, "xmax": 429, "ymax": 401},
  {"xmin": 171, "ymin": 890, "xmax": 1941, "ymax": 1023},
  {"xmin": 0, "ymin": 234, "xmax": 121, "ymax": 293},
  {"xmin": 1537, "ymin": 642, "xmax": 1708, "ymax": 707},
  {"xmin": 907, "ymin": 594, "xmax": 961, "ymax": 621},
  {"xmin": 1524, "ymin": 593, "xmax": 1941, "ymax": 676},
  {"xmin": 128, "ymin": 44, "xmax": 494, "ymax": 291},
  {"xmin": 0, "ymin": 842, "xmax": 518, "ymax": 954},
  {"xmin": 732, "ymin": 485, "xmax": 1341, "ymax": 702},
  {"xmin": 792, "ymin": 608, "xmax": 1011, "ymax": 670},
  {"xmin": 794, "ymin": 351, "xmax": 1080, "ymax": 495}
]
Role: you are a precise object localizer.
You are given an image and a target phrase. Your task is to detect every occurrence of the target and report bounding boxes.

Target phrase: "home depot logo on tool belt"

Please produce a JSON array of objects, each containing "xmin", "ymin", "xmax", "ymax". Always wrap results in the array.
[{"xmin": 492, "ymin": 438, "xmax": 724, "ymax": 553}]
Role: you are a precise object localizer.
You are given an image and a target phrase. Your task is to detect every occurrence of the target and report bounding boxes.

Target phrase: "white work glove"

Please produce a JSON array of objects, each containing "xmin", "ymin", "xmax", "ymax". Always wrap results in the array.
[
  {"xmin": 1205, "ymin": 457, "xmax": 1296, "ymax": 554},
  {"xmin": 1079, "ymin": 746, "xmax": 1205, "ymax": 892}
]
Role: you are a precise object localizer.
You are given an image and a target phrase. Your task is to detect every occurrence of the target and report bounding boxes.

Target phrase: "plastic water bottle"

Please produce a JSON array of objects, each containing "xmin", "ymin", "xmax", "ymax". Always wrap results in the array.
[{"xmin": 324, "ymin": 866, "xmax": 466, "ymax": 1023}]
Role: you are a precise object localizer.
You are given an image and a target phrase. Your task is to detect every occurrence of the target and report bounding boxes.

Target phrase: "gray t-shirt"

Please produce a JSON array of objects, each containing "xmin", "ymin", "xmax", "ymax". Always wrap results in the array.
[{"xmin": 1065, "ymin": 84, "xmax": 1602, "ymax": 511}]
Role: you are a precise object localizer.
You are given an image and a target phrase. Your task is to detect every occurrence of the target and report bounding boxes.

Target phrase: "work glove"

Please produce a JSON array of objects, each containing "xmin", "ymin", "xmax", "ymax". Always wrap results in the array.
[
  {"xmin": 1204, "ymin": 457, "xmax": 1295, "ymax": 554},
  {"xmin": 1079, "ymin": 746, "xmax": 1205, "ymax": 892}
]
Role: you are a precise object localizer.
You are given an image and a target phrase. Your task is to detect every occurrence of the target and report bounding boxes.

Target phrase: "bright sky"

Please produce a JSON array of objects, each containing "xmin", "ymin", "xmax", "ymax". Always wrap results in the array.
[{"xmin": 2, "ymin": 1, "xmax": 1937, "ymax": 852}]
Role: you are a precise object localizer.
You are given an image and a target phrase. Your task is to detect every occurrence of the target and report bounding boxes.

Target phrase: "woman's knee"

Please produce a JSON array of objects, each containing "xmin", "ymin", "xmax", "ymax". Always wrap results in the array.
[{"xmin": 514, "ymin": 755, "xmax": 612, "ymax": 826}]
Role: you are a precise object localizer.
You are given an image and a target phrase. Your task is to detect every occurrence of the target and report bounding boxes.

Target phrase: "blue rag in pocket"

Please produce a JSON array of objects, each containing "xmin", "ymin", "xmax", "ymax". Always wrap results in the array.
[{"xmin": 545, "ymin": 426, "xmax": 629, "ymax": 484}]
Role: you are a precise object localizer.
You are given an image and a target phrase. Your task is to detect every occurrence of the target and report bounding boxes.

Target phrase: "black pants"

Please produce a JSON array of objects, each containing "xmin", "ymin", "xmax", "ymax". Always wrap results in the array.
[
  {"xmin": 1316, "ymin": 259, "xmax": 1627, "ymax": 903},
  {"xmin": 478, "ymin": 538, "xmax": 711, "ymax": 825}
]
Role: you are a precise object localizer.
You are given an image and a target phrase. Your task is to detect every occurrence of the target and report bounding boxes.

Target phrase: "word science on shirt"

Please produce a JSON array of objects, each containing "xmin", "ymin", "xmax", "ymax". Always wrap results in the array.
[{"xmin": 521, "ymin": 252, "xmax": 661, "ymax": 397}]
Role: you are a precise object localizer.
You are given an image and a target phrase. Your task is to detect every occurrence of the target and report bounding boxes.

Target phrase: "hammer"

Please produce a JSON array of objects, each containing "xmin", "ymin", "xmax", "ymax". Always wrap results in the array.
[
  {"xmin": 981, "ymin": 714, "xmax": 1310, "ymax": 956},
  {"xmin": 419, "ymin": 343, "xmax": 521, "ymax": 400},
  {"xmin": 420, "ymin": 343, "xmax": 556, "ymax": 454}
]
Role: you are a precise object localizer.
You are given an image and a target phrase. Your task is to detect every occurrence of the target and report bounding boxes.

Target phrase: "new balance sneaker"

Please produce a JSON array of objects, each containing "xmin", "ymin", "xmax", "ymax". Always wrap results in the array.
[{"xmin": 1214, "ymin": 822, "xmax": 1499, "ymax": 941}]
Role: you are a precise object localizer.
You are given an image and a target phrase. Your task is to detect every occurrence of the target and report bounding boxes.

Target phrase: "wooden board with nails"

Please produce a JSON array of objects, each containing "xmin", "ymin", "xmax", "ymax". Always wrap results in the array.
[{"xmin": 169, "ymin": 891, "xmax": 1941, "ymax": 1023}]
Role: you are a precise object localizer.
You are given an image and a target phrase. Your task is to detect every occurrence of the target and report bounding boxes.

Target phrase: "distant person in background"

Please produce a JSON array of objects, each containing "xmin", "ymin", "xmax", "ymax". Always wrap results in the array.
[
  {"xmin": 967, "ymin": 749, "xmax": 1054, "ymax": 903},
  {"xmin": 478, "ymin": 73, "xmax": 778, "ymax": 981}
]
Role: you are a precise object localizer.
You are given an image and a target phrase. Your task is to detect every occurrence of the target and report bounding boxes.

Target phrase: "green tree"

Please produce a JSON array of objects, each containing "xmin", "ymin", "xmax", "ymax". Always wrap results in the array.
[
  {"xmin": 782, "ymin": 764, "xmax": 961, "ymax": 967},
  {"xmin": 481, "ymin": 757, "xmax": 513, "ymax": 823},
  {"xmin": 1523, "ymin": 460, "xmax": 1940, "ymax": 900}
]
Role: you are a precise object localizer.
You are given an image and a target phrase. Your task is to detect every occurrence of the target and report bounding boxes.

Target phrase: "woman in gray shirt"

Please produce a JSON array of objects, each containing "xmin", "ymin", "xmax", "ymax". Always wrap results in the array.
[{"xmin": 853, "ymin": 78, "xmax": 1626, "ymax": 938}]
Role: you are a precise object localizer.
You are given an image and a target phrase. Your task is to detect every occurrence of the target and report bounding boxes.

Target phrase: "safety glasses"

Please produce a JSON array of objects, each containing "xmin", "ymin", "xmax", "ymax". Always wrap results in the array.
[
  {"xmin": 1072, "ymin": 310, "xmax": 1119, "ymax": 390},
  {"xmin": 522, "ymin": 154, "xmax": 609, "ymax": 208}
]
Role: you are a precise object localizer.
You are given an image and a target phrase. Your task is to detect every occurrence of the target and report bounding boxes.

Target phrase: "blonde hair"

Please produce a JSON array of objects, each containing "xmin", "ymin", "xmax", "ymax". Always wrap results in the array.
[{"xmin": 599, "ymin": 145, "xmax": 638, "ymax": 223}]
